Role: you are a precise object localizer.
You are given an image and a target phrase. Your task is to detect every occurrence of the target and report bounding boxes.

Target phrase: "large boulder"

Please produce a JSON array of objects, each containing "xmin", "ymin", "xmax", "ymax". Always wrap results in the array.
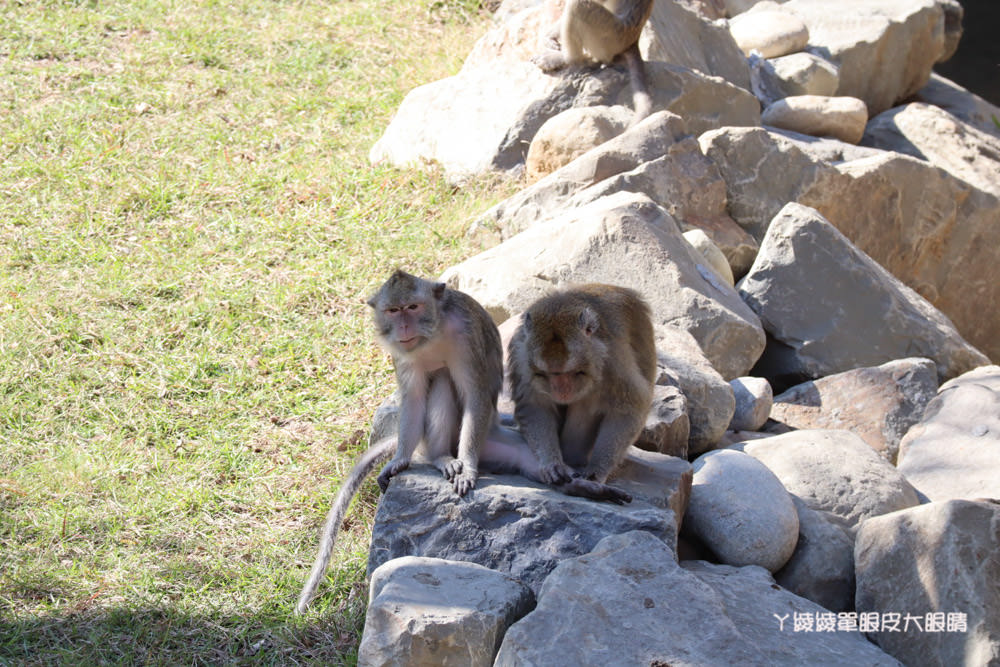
[
  {"xmin": 368, "ymin": 448, "xmax": 691, "ymax": 592},
  {"xmin": 358, "ymin": 557, "xmax": 534, "ymax": 667},
  {"xmin": 781, "ymin": 0, "xmax": 946, "ymax": 115},
  {"xmin": 687, "ymin": 449, "xmax": 799, "ymax": 572},
  {"xmin": 496, "ymin": 531, "xmax": 902, "ymax": 665},
  {"xmin": 774, "ymin": 496, "xmax": 856, "ymax": 613},
  {"xmin": 733, "ymin": 429, "xmax": 920, "ymax": 526},
  {"xmin": 446, "ymin": 191, "xmax": 766, "ymax": 379},
  {"xmin": 915, "ymin": 73, "xmax": 1000, "ymax": 141},
  {"xmin": 897, "ymin": 365, "xmax": 1000, "ymax": 502},
  {"xmin": 855, "ymin": 499, "xmax": 1000, "ymax": 667},
  {"xmin": 473, "ymin": 112, "xmax": 760, "ymax": 278},
  {"xmin": 769, "ymin": 357, "xmax": 939, "ymax": 463},
  {"xmin": 737, "ymin": 202, "xmax": 988, "ymax": 386},
  {"xmin": 862, "ymin": 102, "xmax": 1000, "ymax": 199},
  {"xmin": 700, "ymin": 125, "xmax": 1000, "ymax": 363}
]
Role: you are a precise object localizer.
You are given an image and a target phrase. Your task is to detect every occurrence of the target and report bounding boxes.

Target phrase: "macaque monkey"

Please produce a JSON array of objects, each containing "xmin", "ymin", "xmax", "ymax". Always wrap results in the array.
[
  {"xmin": 508, "ymin": 284, "xmax": 657, "ymax": 484},
  {"xmin": 296, "ymin": 271, "xmax": 630, "ymax": 615},
  {"xmin": 532, "ymin": 0, "xmax": 655, "ymax": 123}
]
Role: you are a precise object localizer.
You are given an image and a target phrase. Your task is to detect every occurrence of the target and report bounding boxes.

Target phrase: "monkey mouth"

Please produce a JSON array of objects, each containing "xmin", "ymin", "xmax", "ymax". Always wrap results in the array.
[{"xmin": 398, "ymin": 336, "xmax": 421, "ymax": 350}]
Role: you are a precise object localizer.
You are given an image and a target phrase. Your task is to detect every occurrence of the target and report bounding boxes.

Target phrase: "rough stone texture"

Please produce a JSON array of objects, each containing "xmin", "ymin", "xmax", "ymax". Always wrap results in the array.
[
  {"xmin": 897, "ymin": 365, "xmax": 1000, "ymax": 502},
  {"xmin": 641, "ymin": 0, "xmax": 751, "ymax": 89},
  {"xmin": 734, "ymin": 429, "xmax": 921, "ymax": 526},
  {"xmin": 497, "ymin": 531, "xmax": 902, "ymax": 666},
  {"xmin": 729, "ymin": 375, "xmax": 773, "ymax": 431},
  {"xmin": 769, "ymin": 357, "xmax": 939, "ymax": 463},
  {"xmin": 368, "ymin": 448, "xmax": 692, "ymax": 592},
  {"xmin": 774, "ymin": 496, "xmax": 856, "ymax": 613},
  {"xmin": 700, "ymin": 125, "xmax": 1000, "ymax": 362},
  {"xmin": 657, "ymin": 328, "xmax": 737, "ymax": 454},
  {"xmin": 684, "ymin": 228, "xmax": 734, "ymax": 286},
  {"xmin": 729, "ymin": 8, "xmax": 809, "ymax": 57},
  {"xmin": 474, "ymin": 114, "xmax": 760, "ymax": 280},
  {"xmin": 636, "ymin": 383, "xmax": 690, "ymax": 459},
  {"xmin": 752, "ymin": 51, "xmax": 840, "ymax": 106},
  {"xmin": 446, "ymin": 191, "xmax": 766, "ymax": 380},
  {"xmin": 736, "ymin": 202, "xmax": 988, "ymax": 385},
  {"xmin": 358, "ymin": 557, "xmax": 534, "ymax": 667},
  {"xmin": 687, "ymin": 449, "xmax": 799, "ymax": 572},
  {"xmin": 855, "ymin": 499, "xmax": 1000, "ymax": 667},
  {"xmin": 915, "ymin": 73, "xmax": 1000, "ymax": 141},
  {"xmin": 782, "ymin": 0, "xmax": 946, "ymax": 115},
  {"xmin": 524, "ymin": 105, "xmax": 633, "ymax": 184},
  {"xmin": 862, "ymin": 102, "xmax": 1000, "ymax": 199},
  {"xmin": 761, "ymin": 95, "xmax": 868, "ymax": 144}
]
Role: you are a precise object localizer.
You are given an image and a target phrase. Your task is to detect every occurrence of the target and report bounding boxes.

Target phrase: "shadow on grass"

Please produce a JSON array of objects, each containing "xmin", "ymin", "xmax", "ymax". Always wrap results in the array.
[{"xmin": 0, "ymin": 605, "xmax": 363, "ymax": 666}]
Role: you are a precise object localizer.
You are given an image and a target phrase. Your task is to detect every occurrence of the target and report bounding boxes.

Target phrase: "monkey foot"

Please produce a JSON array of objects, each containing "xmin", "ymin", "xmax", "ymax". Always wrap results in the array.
[
  {"xmin": 451, "ymin": 470, "xmax": 478, "ymax": 497},
  {"xmin": 530, "ymin": 51, "xmax": 567, "ymax": 73}
]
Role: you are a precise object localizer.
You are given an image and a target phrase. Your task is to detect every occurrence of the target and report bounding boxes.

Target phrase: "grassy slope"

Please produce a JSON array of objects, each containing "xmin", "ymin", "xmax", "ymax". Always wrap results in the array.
[{"xmin": 0, "ymin": 0, "xmax": 509, "ymax": 663}]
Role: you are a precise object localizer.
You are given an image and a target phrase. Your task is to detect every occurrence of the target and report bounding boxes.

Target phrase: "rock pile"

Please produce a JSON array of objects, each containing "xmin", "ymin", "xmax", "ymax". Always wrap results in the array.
[{"xmin": 349, "ymin": 0, "xmax": 1000, "ymax": 664}]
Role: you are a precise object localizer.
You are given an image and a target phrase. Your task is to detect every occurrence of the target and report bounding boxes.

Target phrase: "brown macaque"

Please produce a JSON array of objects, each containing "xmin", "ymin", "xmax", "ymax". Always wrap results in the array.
[
  {"xmin": 532, "ymin": 0, "xmax": 655, "ymax": 123},
  {"xmin": 296, "ymin": 271, "xmax": 630, "ymax": 615},
  {"xmin": 507, "ymin": 283, "xmax": 657, "ymax": 484}
]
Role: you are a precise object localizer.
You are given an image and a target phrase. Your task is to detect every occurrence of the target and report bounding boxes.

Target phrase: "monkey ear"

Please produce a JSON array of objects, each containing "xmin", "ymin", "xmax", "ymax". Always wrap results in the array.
[
  {"xmin": 432, "ymin": 282, "xmax": 447, "ymax": 300},
  {"xmin": 580, "ymin": 307, "xmax": 599, "ymax": 336},
  {"xmin": 365, "ymin": 295, "xmax": 377, "ymax": 309}
]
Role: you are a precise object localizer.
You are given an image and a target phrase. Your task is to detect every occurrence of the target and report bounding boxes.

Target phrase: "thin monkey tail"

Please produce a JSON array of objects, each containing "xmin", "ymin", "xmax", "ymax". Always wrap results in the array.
[
  {"xmin": 294, "ymin": 437, "xmax": 396, "ymax": 615},
  {"xmin": 623, "ymin": 43, "xmax": 652, "ymax": 126}
]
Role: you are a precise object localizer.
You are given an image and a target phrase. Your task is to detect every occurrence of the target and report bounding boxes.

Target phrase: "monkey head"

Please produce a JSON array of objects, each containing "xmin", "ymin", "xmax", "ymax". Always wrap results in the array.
[
  {"xmin": 520, "ymin": 294, "xmax": 609, "ymax": 405},
  {"xmin": 367, "ymin": 270, "xmax": 446, "ymax": 353}
]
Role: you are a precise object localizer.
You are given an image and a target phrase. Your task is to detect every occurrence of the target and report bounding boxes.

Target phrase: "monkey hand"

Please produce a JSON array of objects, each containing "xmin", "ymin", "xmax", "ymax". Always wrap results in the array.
[
  {"xmin": 377, "ymin": 458, "xmax": 410, "ymax": 492},
  {"xmin": 538, "ymin": 460, "xmax": 574, "ymax": 485},
  {"xmin": 451, "ymin": 468, "xmax": 478, "ymax": 497}
]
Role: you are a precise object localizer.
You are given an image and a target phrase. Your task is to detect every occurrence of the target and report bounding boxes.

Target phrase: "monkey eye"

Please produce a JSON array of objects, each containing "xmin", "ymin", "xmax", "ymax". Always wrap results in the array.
[
  {"xmin": 406, "ymin": 304, "xmax": 419, "ymax": 311},
  {"xmin": 386, "ymin": 307, "xmax": 399, "ymax": 314}
]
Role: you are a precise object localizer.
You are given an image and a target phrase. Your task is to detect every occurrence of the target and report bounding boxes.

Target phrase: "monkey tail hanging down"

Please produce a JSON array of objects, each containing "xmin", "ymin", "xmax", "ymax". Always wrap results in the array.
[{"xmin": 532, "ymin": 0, "xmax": 655, "ymax": 124}]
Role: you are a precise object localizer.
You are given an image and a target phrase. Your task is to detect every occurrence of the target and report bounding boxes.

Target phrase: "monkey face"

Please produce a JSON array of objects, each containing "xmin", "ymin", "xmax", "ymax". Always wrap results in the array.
[{"xmin": 385, "ymin": 303, "xmax": 431, "ymax": 350}]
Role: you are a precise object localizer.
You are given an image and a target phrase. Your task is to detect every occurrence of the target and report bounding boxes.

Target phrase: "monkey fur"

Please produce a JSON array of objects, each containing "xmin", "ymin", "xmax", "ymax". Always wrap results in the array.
[
  {"xmin": 296, "ymin": 272, "xmax": 631, "ymax": 614},
  {"xmin": 532, "ymin": 0, "xmax": 655, "ymax": 123},
  {"xmin": 507, "ymin": 283, "xmax": 657, "ymax": 485}
]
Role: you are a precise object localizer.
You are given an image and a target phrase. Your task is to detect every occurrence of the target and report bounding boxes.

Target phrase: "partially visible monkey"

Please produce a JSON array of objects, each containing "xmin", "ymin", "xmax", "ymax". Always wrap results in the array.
[
  {"xmin": 532, "ymin": 0, "xmax": 655, "ymax": 123},
  {"xmin": 296, "ymin": 271, "xmax": 630, "ymax": 615},
  {"xmin": 507, "ymin": 284, "xmax": 657, "ymax": 484}
]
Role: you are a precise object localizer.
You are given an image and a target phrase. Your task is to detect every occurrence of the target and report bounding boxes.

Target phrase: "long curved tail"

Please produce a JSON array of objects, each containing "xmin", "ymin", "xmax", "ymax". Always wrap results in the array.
[
  {"xmin": 623, "ymin": 43, "xmax": 652, "ymax": 126},
  {"xmin": 294, "ymin": 437, "xmax": 395, "ymax": 615}
]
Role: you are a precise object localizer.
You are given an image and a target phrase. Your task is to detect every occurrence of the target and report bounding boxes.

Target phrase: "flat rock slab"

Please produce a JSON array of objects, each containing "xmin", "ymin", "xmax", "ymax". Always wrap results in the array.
[
  {"xmin": 496, "ymin": 531, "xmax": 901, "ymax": 666},
  {"xmin": 368, "ymin": 450, "xmax": 692, "ymax": 592},
  {"xmin": 358, "ymin": 556, "xmax": 534, "ymax": 667}
]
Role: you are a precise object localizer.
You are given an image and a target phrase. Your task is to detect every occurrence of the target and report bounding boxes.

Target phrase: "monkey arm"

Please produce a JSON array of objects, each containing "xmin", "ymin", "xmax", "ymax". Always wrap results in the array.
[
  {"xmin": 515, "ymin": 400, "xmax": 573, "ymax": 484},
  {"xmin": 582, "ymin": 411, "xmax": 646, "ymax": 483}
]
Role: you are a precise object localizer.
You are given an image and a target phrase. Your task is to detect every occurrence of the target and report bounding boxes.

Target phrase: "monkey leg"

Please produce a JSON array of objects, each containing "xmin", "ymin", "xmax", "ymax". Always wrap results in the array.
[
  {"xmin": 425, "ymin": 370, "xmax": 465, "ymax": 487},
  {"xmin": 578, "ymin": 412, "xmax": 645, "ymax": 483}
]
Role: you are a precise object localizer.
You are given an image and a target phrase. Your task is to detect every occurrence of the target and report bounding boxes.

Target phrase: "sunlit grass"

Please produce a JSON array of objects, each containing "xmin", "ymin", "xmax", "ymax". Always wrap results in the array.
[{"xmin": 0, "ymin": 0, "xmax": 512, "ymax": 662}]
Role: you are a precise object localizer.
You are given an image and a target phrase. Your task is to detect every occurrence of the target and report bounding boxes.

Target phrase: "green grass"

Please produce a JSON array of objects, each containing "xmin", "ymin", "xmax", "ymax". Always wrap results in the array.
[{"xmin": 0, "ymin": 0, "xmax": 512, "ymax": 663}]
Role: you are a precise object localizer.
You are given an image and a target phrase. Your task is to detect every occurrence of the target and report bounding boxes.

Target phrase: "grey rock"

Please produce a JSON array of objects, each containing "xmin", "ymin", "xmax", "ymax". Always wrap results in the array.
[
  {"xmin": 358, "ymin": 557, "xmax": 534, "ymax": 667},
  {"xmin": 761, "ymin": 95, "xmax": 868, "ymax": 144},
  {"xmin": 735, "ymin": 429, "xmax": 920, "ymax": 526},
  {"xmin": 737, "ymin": 202, "xmax": 988, "ymax": 385},
  {"xmin": 641, "ymin": 0, "xmax": 751, "ymax": 89},
  {"xmin": 774, "ymin": 496, "xmax": 856, "ymax": 613},
  {"xmin": 687, "ymin": 449, "xmax": 799, "ymax": 572},
  {"xmin": 729, "ymin": 375, "xmax": 773, "ymax": 431},
  {"xmin": 636, "ymin": 383, "xmax": 690, "ymax": 459},
  {"xmin": 862, "ymin": 102, "xmax": 1000, "ymax": 199},
  {"xmin": 657, "ymin": 328, "xmax": 737, "ymax": 454},
  {"xmin": 915, "ymin": 73, "xmax": 1000, "ymax": 141},
  {"xmin": 769, "ymin": 357, "xmax": 939, "ymax": 463},
  {"xmin": 368, "ymin": 448, "xmax": 692, "ymax": 592},
  {"xmin": 855, "ymin": 499, "xmax": 1000, "ymax": 667},
  {"xmin": 752, "ymin": 51, "xmax": 840, "ymax": 106},
  {"xmin": 496, "ymin": 531, "xmax": 902, "ymax": 665},
  {"xmin": 897, "ymin": 365, "xmax": 1000, "ymax": 502},
  {"xmin": 782, "ymin": 0, "xmax": 946, "ymax": 115},
  {"xmin": 446, "ymin": 191, "xmax": 766, "ymax": 380},
  {"xmin": 700, "ymin": 125, "xmax": 1000, "ymax": 362},
  {"xmin": 729, "ymin": 7, "xmax": 809, "ymax": 58}
]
